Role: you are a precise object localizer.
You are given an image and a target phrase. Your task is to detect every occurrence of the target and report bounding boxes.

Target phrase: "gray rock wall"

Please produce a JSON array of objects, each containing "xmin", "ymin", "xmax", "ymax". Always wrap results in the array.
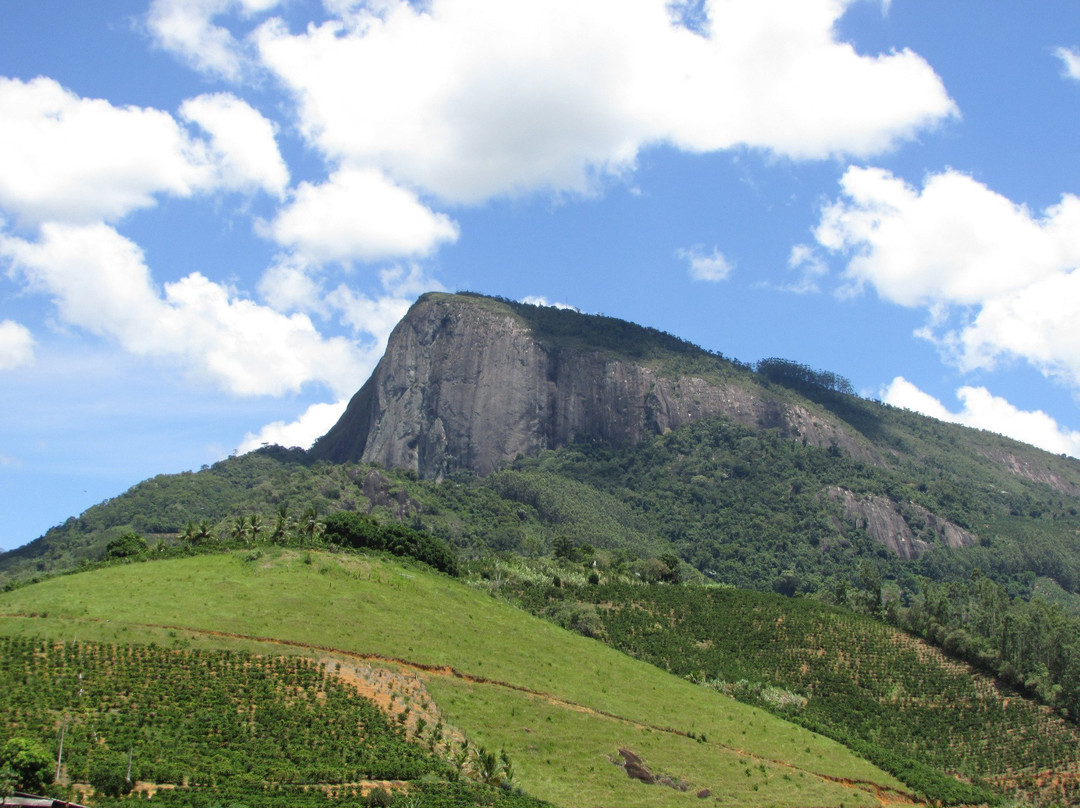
[{"xmin": 310, "ymin": 293, "xmax": 871, "ymax": 478}]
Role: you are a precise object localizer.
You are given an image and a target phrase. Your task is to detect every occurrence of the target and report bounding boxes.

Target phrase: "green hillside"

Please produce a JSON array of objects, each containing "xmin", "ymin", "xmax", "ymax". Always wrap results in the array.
[
  {"xmin": 495, "ymin": 564, "xmax": 1080, "ymax": 806},
  {"xmin": 0, "ymin": 549, "xmax": 907, "ymax": 808}
]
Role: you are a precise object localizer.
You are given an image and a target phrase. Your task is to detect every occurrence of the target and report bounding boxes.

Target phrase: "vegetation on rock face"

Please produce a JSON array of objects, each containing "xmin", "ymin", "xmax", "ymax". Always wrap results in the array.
[{"xmin": 754, "ymin": 356, "xmax": 856, "ymax": 396}]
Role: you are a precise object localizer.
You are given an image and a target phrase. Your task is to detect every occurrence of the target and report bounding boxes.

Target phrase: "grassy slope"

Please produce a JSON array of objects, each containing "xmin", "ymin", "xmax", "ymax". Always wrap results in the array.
[{"xmin": 0, "ymin": 549, "xmax": 906, "ymax": 808}]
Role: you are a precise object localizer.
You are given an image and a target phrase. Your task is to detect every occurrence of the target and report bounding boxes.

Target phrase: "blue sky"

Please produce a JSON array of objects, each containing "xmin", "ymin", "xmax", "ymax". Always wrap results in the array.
[{"xmin": 1, "ymin": 0, "xmax": 1079, "ymax": 551}]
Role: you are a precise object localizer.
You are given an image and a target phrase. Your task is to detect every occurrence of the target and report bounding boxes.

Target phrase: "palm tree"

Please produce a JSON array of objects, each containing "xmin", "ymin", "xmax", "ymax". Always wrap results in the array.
[
  {"xmin": 464, "ymin": 742, "xmax": 513, "ymax": 787},
  {"xmin": 300, "ymin": 506, "xmax": 324, "ymax": 545},
  {"xmin": 248, "ymin": 513, "xmax": 264, "ymax": 542},
  {"xmin": 271, "ymin": 504, "xmax": 291, "ymax": 544},
  {"xmin": 194, "ymin": 520, "xmax": 215, "ymax": 544},
  {"xmin": 230, "ymin": 515, "xmax": 249, "ymax": 543}
]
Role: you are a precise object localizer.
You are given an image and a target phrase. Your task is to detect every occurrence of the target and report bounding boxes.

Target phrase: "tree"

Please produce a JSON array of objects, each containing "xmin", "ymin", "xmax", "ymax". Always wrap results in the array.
[
  {"xmin": 553, "ymin": 535, "xmax": 577, "ymax": 562},
  {"xmin": 230, "ymin": 515, "xmax": 249, "ymax": 543},
  {"xmin": 271, "ymin": 504, "xmax": 291, "ymax": 543},
  {"xmin": 105, "ymin": 532, "xmax": 147, "ymax": 560},
  {"xmin": 0, "ymin": 737, "xmax": 52, "ymax": 794},
  {"xmin": 89, "ymin": 754, "xmax": 133, "ymax": 798},
  {"xmin": 300, "ymin": 506, "xmax": 325, "ymax": 544},
  {"xmin": 324, "ymin": 511, "xmax": 380, "ymax": 549},
  {"xmin": 0, "ymin": 762, "xmax": 17, "ymax": 799},
  {"xmin": 180, "ymin": 521, "xmax": 197, "ymax": 544},
  {"xmin": 194, "ymin": 519, "xmax": 216, "ymax": 544},
  {"xmin": 463, "ymin": 742, "xmax": 514, "ymax": 787}
]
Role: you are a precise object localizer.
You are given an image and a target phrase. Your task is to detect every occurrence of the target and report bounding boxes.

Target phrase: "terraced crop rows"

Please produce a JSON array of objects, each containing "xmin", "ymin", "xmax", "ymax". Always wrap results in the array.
[
  {"xmin": 0, "ymin": 636, "xmax": 445, "ymax": 789},
  {"xmin": 510, "ymin": 580, "xmax": 1080, "ymax": 805}
]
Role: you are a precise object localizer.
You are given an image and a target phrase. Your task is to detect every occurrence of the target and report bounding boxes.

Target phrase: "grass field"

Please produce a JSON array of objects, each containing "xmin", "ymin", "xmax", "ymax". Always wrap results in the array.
[{"xmin": 0, "ymin": 548, "xmax": 910, "ymax": 807}]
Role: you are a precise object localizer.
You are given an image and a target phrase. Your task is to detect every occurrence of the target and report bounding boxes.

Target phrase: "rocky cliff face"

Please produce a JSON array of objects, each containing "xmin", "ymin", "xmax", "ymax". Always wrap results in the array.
[
  {"xmin": 309, "ymin": 292, "xmax": 869, "ymax": 478},
  {"xmin": 825, "ymin": 487, "xmax": 976, "ymax": 561}
]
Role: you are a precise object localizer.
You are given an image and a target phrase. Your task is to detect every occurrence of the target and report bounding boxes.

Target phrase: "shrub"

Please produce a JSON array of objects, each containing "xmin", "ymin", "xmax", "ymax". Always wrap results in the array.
[
  {"xmin": 0, "ymin": 737, "xmax": 52, "ymax": 794},
  {"xmin": 89, "ymin": 755, "xmax": 133, "ymax": 798},
  {"xmin": 105, "ymin": 531, "xmax": 147, "ymax": 560}
]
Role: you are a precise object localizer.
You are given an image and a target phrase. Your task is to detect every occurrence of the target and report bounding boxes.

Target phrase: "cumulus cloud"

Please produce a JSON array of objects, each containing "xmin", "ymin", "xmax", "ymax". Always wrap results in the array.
[
  {"xmin": 0, "ymin": 78, "xmax": 288, "ymax": 225},
  {"xmin": 882, "ymin": 376, "xmax": 1080, "ymax": 458},
  {"xmin": 147, "ymin": 0, "xmax": 279, "ymax": 81},
  {"xmin": 180, "ymin": 93, "xmax": 289, "ymax": 197},
  {"xmin": 258, "ymin": 255, "xmax": 327, "ymax": 314},
  {"xmin": 325, "ymin": 284, "xmax": 416, "ymax": 341},
  {"xmin": 1055, "ymin": 46, "xmax": 1080, "ymax": 80},
  {"xmin": 264, "ymin": 168, "xmax": 459, "ymax": 263},
  {"xmin": 242, "ymin": 265, "xmax": 441, "ymax": 455},
  {"xmin": 0, "ymin": 77, "xmax": 209, "ymax": 224},
  {"xmin": 814, "ymin": 167, "xmax": 1080, "ymax": 386},
  {"xmin": 255, "ymin": 0, "xmax": 955, "ymax": 204},
  {"xmin": 677, "ymin": 245, "xmax": 733, "ymax": 281},
  {"xmin": 0, "ymin": 320, "xmax": 35, "ymax": 370},
  {"xmin": 237, "ymin": 399, "xmax": 350, "ymax": 453},
  {"xmin": 0, "ymin": 222, "xmax": 369, "ymax": 397},
  {"xmin": 782, "ymin": 243, "xmax": 830, "ymax": 294}
]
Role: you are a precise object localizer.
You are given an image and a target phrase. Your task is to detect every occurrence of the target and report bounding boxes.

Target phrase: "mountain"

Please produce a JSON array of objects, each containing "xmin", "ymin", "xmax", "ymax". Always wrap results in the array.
[
  {"xmin": 308, "ymin": 291, "xmax": 875, "ymax": 475},
  {"xmin": 306, "ymin": 291, "xmax": 1080, "ymax": 581},
  {"xmin": 6, "ymin": 292, "xmax": 1080, "ymax": 806},
  {"xmin": 7, "ymin": 291, "xmax": 1080, "ymax": 593}
]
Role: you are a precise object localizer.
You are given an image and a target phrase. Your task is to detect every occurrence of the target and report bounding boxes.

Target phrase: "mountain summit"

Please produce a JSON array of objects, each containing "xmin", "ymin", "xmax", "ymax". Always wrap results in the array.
[{"xmin": 309, "ymin": 292, "xmax": 863, "ymax": 477}]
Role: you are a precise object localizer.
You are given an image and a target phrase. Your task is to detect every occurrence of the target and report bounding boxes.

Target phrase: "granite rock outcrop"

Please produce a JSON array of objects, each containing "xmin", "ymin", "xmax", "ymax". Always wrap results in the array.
[{"xmin": 309, "ymin": 292, "xmax": 869, "ymax": 477}]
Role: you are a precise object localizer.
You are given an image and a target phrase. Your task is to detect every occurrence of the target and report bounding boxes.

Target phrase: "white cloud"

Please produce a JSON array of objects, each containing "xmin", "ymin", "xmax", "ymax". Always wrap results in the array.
[
  {"xmin": 814, "ymin": 167, "xmax": 1080, "ymax": 386},
  {"xmin": 241, "ymin": 267, "xmax": 442, "ymax": 455},
  {"xmin": 0, "ymin": 78, "xmax": 287, "ymax": 226},
  {"xmin": 237, "ymin": 399, "xmax": 350, "ymax": 453},
  {"xmin": 882, "ymin": 376, "xmax": 1080, "ymax": 458},
  {"xmin": 0, "ymin": 222, "xmax": 369, "ymax": 397},
  {"xmin": 258, "ymin": 254, "xmax": 327, "ymax": 314},
  {"xmin": 677, "ymin": 244, "xmax": 733, "ymax": 281},
  {"xmin": 380, "ymin": 263, "xmax": 442, "ymax": 299},
  {"xmin": 782, "ymin": 243, "xmax": 829, "ymax": 294},
  {"xmin": 147, "ymin": 0, "xmax": 279, "ymax": 81},
  {"xmin": 954, "ymin": 267, "xmax": 1080, "ymax": 386},
  {"xmin": 264, "ymin": 168, "xmax": 459, "ymax": 262},
  {"xmin": 0, "ymin": 77, "xmax": 210, "ymax": 224},
  {"xmin": 179, "ymin": 93, "xmax": 289, "ymax": 197},
  {"xmin": 818, "ymin": 167, "xmax": 1080, "ymax": 307},
  {"xmin": 255, "ymin": 0, "xmax": 955, "ymax": 204},
  {"xmin": 257, "ymin": 259, "xmax": 438, "ymax": 347},
  {"xmin": 520, "ymin": 295, "xmax": 579, "ymax": 311},
  {"xmin": 325, "ymin": 284, "xmax": 417, "ymax": 340},
  {"xmin": 1054, "ymin": 46, "xmax": 1080, "ymax": 80},
  {"xmin": 0, "ymin": 320, "xmax": 35, "ymax": 370}
]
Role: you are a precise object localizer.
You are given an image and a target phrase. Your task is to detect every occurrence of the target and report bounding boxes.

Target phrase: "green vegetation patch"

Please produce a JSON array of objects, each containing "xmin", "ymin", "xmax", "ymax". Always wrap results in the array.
[
  {"xmin": 0, "ymin": 552, "xmax": 904, "ymax": 807},
  {"xmin": 503, "ymin": 576, "xmax": 1080, "ymax": 805},
  {"xmin": 426, "ymin": 676, "xmax": 885, "ymax": 808}
]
